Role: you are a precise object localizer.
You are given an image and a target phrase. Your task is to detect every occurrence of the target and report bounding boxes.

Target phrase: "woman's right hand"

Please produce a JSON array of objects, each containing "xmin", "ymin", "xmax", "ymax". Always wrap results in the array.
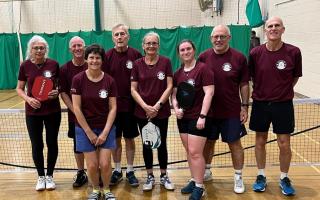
[
  {"xmin": 143, "ymin": 104, "xmax": 158, "ymax": 119},
  {"xmin": 175, "ymin": 108, "xmax": 184, "ymax": 119},
  {"xmin": 27, "ymin": 97, "xmax": 41, "ymax": 109},
  {"xmin": 86, "ymin": 130, "xmax": 98, "ymax": 145}
]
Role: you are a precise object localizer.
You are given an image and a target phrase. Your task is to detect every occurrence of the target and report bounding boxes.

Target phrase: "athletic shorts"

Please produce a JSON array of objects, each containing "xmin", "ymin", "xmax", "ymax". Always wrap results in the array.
[
  {"xmin": 115, "ymin": 112, "xmax": 139, "ymax": 139},
  {"xmin": 177, "ymin": 118, "xmax": 212, "ymax": 138},
  {"xmin": 207, "ymin": 118, "xmax": 247, "ymax": 143},
  {"xmin": 68, "ymin": 121, "xmax": 82, "ymax": 153},
  {"xmin": 249, "ymin": 100, "xmax": 295, "ymax": 134},
  {"xmin": 75, "ymin": 125, "xmax": 116, "ymax": 152}
]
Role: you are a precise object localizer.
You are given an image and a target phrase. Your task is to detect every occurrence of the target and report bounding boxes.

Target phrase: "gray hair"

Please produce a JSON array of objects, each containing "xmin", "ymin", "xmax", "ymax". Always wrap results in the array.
[
  {"xmin": 142, "ymin": 31, "xmax": 160, "ymax": 46},
  {"xmin": 112, "ymin": 23, "xmax": 130, "ymax": 36},
  {"xmin": 211, "ymin": 25, "xmax": 231, "ymax": 36},
  {"xmin": 26, "ymin": 35, "xmax": 49, "ymax": 60},
  {"xmin": 69, "ymin": 36, "xmax": 85, "ymax": 48}
]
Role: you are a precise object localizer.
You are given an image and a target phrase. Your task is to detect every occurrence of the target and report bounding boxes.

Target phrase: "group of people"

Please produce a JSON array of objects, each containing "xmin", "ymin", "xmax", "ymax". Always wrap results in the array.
[{"xmin": 16, "ymin": 16, "xmax": 302, "ymax": 200}]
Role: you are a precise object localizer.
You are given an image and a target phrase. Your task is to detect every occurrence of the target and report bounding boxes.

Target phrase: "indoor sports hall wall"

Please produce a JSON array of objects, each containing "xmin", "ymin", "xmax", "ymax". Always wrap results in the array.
[{"xmin": 0, "ymin": 25, "xmax": 250, "ymax": 89}]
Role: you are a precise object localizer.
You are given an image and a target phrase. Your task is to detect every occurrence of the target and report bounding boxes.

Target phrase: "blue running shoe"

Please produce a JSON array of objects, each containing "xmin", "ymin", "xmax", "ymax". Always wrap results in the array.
[
  {"xmin": 126, "ymin": 171, "xmax": 139, "ymax": 187},
  {"xmin": 181, "ymin": 180, "xmax": 195, "ymax": 194},
  {"xmin": 252, "ymin": 175, "xmax": 267, "ymax": 192},
  {"xmin": 189, "ymin": 186, "xmax": 205, "ymax": 200},
  {"xmin": 279, "ymin": 177, "xmax": 295, "ymax": 196}
]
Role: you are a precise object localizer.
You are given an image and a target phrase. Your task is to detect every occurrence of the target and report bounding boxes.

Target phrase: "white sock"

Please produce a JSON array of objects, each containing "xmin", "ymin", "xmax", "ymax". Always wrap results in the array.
[
  {"xmin": 280, "ymin": 172, "xmax": 288, "ymax": 180},
  {"xmin": 205, "ymin": 164, "xmax": 211, "ymax": 169},
  {"xmin": 195, "ymin": 183, "xmax": 204, "ymax": 188},
  {"xmin": 258, "ymin": 169, "xmax": 265, "ymax": 177},
  {"xmin": 114, "ymin": 163, "xmax": 121, "ymax": 172},
  {"xmin": 235, "ymin": 169, "xmax": 242, "ymax": 175},
  {"xmin": 126, "ymin": 165, "xmax": 134, "ymax": 173}
]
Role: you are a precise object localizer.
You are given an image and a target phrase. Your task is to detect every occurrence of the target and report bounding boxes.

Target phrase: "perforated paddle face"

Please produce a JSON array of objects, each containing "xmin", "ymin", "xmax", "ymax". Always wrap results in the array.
[
  {"xmin": 176, "ymin": 81, "xmax": 195, "ymax": 109},
  {"xmin": 141, "ymin": 121, "xmax": 161, "ymax": 149},
  {"xmin": 31, "ymin": 76, "xmax": 53, "ymax": 101}
]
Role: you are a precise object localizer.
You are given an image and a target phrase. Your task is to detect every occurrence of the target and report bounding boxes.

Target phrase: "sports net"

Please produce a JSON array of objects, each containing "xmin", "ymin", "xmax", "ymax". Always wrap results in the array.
[{"xmin": 0, "ymin": 98, "xmax": 320, "ymax": 171}]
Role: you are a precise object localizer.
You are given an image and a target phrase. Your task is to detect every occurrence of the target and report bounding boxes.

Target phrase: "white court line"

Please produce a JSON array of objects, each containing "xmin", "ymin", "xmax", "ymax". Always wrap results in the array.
[
  {"xmin": 291, "ymin": 147, "xmax": 320, "ymax": 174},
  {"xmin": 8, "ymin": 101, "xmax": 24, "ymax": 109}
]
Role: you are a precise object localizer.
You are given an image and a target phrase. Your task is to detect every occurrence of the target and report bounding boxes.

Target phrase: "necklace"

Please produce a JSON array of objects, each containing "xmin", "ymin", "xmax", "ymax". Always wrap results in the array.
[{"xmin": 183, "ymin": 60, "xmax": 196, "ymax": 72}]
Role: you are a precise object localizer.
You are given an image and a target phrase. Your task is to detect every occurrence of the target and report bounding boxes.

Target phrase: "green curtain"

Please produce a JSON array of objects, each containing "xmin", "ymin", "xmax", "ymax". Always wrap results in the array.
[{"xmin": 0, "ymin": 26, "xmax": 250, "ymax": 89}]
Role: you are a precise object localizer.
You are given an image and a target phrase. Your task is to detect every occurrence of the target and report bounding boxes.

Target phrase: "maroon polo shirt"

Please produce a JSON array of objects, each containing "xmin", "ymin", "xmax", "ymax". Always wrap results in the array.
[
  {"xmin": 71, "ymin": 71, "xmax": 118, "ymax": 129},
  {"xmin": 198, "ymin": 48, "xmax": 249, "ymax": 118},
  {"xmin": 173, "ymin": 61, "xmax": 214, "ymax": 119},
  {"xmin": 103, "ymin": 47, "xmax": 142, "ymax": 112},
  {"xmin": 131, "ymin": 56, "xmax": 173, "ymax": 119},
  {"xmin": 18, "ymin": 59, "xmax": 61, "ymax": 116},
  {"xmin": 60, "ymin": 61, "xmax": 87, "ymax": 122},
  {"xmin": 249, "ymin": 43, "xmax": 302, "ymax": 101}
]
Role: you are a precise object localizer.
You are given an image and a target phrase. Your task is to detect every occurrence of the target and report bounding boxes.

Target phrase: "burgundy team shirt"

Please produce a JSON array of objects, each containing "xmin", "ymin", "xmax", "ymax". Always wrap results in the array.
[
  {"xmin": 18, "ymin": 59, "xmax": 61, "ymax": 116},
  {"xmin": 131, "ymin": 56, "xmax": 173, "ymax": 119},
  {"xmin": 103, "ymin": 47, "xmax": 142, "ymax": 112},
  {"xmin": 71, "ymin": 71, "xmax": 118, "ymax": 129},
  {"xmin": 249, "ymin": 43, "xmax": 302, "ymax": 101},
  {"xmin": 198, "ymin": 48, "xmax": 249, "ymax": 118},
  {"xmin": 60, "ymin": 61, "xmax": 87, "ymax": 122},
  {"xmin": 173, "ymin": 61, "xmax": 214, "ymax": 119}
]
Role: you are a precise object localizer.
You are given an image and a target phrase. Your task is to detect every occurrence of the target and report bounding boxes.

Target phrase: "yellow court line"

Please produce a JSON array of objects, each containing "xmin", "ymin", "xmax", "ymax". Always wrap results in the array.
[
  {"xmin": 8, "ymin": 101, "xmax": 24, "ymax": 109},
  {"xmin": 291, "ymin": 147, "xmax": 320, "ymax": 174}
]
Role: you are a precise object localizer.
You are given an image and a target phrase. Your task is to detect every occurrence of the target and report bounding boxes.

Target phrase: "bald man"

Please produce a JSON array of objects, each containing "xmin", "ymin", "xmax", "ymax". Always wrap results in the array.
[
  {"xmin": 249, "ymin": 17, "xmax": 302, "ymax": 196},
  {"xmin": 198, "ymin": 25, "xmax": 249, "ymax": 194},
  {"xmin": 60, "ymin": 36, "xmax": 88, "ymax": 187}
]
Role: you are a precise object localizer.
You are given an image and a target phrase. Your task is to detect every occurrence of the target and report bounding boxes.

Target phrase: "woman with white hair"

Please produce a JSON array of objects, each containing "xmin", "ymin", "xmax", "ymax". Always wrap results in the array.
[{"xmin": 16, "ymin": 35, "xmax": 61, "ymax": 191}]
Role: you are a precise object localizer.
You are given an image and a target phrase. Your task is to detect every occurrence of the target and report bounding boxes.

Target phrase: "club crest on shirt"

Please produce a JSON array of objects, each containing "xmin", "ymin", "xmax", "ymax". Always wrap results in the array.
[
  {"xmin": 157, "ymin": 71, "xmax": 165, "ymax": 80},
  {"xmin": 222, "ymin": 63, "xmax": 232, "ymax": 72},
  {"xmin": 43, "ymin": 70, "xmax": 52, "ymax": 78},
  {"xmin": 276, "ymin": 60, "xmax": 286, "ymax": 70},
  {"xmin": 99, "ymin": 89, "xmax": 108, "ymax": 99},
  {"xmin": 187, "ymin": 79, "xmax": 195, "ymax": 86},
  {"xmin": 126, "ymin": 60, "xmax": 133, "ymax": 69}
]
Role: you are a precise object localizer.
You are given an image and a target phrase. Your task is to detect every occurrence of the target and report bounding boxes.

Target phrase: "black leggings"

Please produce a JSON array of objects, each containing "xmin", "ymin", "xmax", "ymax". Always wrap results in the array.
[
  {"xmin": 137, "ymin": 118, "xmax": 168, "ymax": 170},
  {"xmin": 26, "ymin": 112, "xmax": 61, "ymax": 176}
]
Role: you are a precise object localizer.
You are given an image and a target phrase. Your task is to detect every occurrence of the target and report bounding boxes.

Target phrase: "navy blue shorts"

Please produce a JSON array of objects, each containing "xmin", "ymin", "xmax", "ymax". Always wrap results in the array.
[
  {"xmin": 115, "ymin": 112, "xmax": 139, "ymax": 139},
  {"xmin": 75, "ymin": 126, "xmax": 116, "ymax": 152},
  {"xmin": 249, "ymin": 100, "xmax": 295, "ymax": 134},
  {"xmin": 207, "ymin": 118, "xmax": 247, "ymax": 143},
  {"xmin": 177, "ymin": 118, "xmax": 212, "ymax": 138}
]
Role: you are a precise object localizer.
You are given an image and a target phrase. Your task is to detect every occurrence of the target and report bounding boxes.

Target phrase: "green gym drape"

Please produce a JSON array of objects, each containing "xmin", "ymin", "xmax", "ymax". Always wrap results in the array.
[{"xmin": 0, "ymin": 25, "xmax": 250, "ymax": 89}]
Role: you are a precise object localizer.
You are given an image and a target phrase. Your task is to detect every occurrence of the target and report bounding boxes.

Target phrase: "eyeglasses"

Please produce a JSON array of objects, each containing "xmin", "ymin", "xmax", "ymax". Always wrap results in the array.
[
  {"xmin": 114, "ymin": 32, "xmax": 126, "ymax": 37},
  {"xmin": 32, "ymin": 46, "xmax": 46, "ymax": 51},
  {"xmin": 212, "ymin": 35, "xmax": 229, "ymax": 40},
  {"xmin": 144, "ymin": 42, "xmax": 159, "ymax": 46}
]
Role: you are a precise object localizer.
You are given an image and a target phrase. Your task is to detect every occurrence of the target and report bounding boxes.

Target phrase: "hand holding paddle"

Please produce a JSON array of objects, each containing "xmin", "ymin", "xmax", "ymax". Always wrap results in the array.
[{"xmin": 31, "ymin": 76, "xmax": 54, "ymax": 101}]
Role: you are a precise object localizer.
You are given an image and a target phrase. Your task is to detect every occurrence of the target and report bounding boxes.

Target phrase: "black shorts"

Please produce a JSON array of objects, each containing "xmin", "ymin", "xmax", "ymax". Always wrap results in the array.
[
  {"xmin": 177, "ymin": 118, "xmax": 212, "ymax": 138},
  {"xmin": 68, "ymin": 121, "xmax": 82, "ymax": 154},
  {"xmin": 115, "ymin": 112, "xmax": 139, "ymax": 139},
  {"xmin": 207, "ymin": 118, "xmax": 247, "ymax": 143},
  {"xmin": 249, "ymin": 100, "xmax": 295, "ymax": 134}
]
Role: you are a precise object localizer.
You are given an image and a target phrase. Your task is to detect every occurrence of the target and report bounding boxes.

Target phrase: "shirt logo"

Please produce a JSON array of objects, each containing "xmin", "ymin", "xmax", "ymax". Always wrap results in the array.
[
  {"xmin": 187, "ymin": 79, "xmax": 195, "ymax": 86},
  {"xmin": 43, "ymin": 70, "xmax": 52, "ymax": 78},
  {"xmin": 157, "ymin": 71, "xmax": 165, "ymax": 80},
  {"xmin": 99, "ymin": 89, "xmax": 108, "ymax": 99},
  {"xmin": 276, "ymin": 60, "xmax": 286, "ymax": 70},
  {"xmin": 126, "ymin": 60, "xmax": 133, "ymax": 69},
  {"xmin": 222, "ymin": 63, "xmax": 232, "ymax": 72}
]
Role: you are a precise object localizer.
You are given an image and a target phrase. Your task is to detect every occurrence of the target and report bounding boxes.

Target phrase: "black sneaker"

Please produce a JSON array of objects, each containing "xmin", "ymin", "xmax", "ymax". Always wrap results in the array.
[
  {"xmin": 73, "ymin": 170, "xmax": 88, "ymax": 187},
  {"xmin": 126, "ymin": 171, "xmax": 139, "ymax": 187},
  {"xmin": 110, "ymin": 170, "xmax": 123, "ymax": 186}
]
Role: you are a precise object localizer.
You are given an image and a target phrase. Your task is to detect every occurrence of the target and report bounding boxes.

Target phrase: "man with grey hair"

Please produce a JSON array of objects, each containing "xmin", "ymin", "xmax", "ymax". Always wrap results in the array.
[
  {"xmin": 249, "ymin": 16, "xmax": 302, "ymax": 196},
  {"xmin": 198, "ymin": 24, "xmax": 249, "ymax": 194},
  {"xmin": 60, "ymin": 36, "xmax": 88, "ymax": 187},
  {"xmin": 103, "ymin": 24, "xmax": 142, "ymax": 187}
]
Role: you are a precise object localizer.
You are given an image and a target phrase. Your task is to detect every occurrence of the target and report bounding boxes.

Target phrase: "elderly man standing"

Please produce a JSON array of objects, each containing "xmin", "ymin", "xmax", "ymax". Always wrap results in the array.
[
  {"xmin": 249, "ymin": 16, "xmax": 302, "ymax": 196},
  {"xmin": 103, "ymin": 24, "xmax": 142, "ymax": 187},
  {"xmin": 199, "ymin": 24, "xmax": 249, "ymax": 194}
]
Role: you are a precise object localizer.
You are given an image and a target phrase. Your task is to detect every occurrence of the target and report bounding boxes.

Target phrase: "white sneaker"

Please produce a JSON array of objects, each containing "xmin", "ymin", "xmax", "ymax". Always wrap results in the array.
[
  {"xmin": 35, "ymin": 176, "xmax": 46, "ymax": 191},
  {"xmin": 204, "ymin": 170, "xmax": 213, "ymax": 182},
  {"xmin": 142, "ymin": 174, "xmax": 155, "ymax": 191},
  {"xmin": 160, "ymin": 174, "xmax": 175, "ymax": 190},
  {"xmin": 45, "ymin": 175, "xmax": 56, "ymax": 190},
  {"xmin": 234, "ymin": 174, "xmax": 245, "ymax": 194}
]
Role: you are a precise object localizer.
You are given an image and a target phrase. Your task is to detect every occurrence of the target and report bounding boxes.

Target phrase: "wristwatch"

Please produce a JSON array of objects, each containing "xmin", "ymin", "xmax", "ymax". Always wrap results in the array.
[
  {"xmin": 199, "ymin": 114, "xmax": 206, "ymax": 119},
  {"xmin": 241, "ymin": 103, "xmax": 249, "ymax": 107},
  {"xmin": 157, "ymin": 102, "xmax": 163, "ymax": 108}
]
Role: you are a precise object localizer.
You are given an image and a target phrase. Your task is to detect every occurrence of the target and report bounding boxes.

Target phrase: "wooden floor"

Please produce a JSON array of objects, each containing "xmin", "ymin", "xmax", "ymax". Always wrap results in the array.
[{"xmin": 1, "ymin": 166, "xmax": 320, "ymax": 200}]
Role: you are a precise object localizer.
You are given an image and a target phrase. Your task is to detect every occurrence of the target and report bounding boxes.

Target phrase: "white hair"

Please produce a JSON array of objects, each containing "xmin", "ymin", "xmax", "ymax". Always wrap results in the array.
[
  {"xmin": 211, "ymin": 25, "xmax": 231, "ymax": 36},
  {"xmin": 142, "ymin": 31, "xmax": 160, "ymax": 46},
  {"xmin": 26, "ymin": 35, "xmax": 49, "ymax": 60},
  {"xmin": 69, "ymin": 36, "xmax": 85, "ymax": 48}
]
